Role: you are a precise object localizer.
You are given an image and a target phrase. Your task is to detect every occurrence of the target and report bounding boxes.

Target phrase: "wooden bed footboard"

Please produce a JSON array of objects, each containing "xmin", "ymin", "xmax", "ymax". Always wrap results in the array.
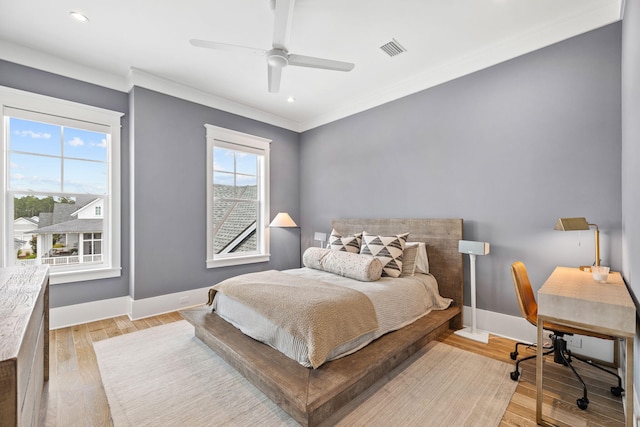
[{"xmin": 181, "ymin": 304, "xmax": 461, "ymax": 426}]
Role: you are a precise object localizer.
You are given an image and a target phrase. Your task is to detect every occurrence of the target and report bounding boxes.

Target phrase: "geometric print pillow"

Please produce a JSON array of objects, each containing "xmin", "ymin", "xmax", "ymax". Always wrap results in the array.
[
  {"xmin": 328, "ymin": 229, "xmax": 362, "ymax": 254},
  {"xmin": 360, "ymin": 232, "xmax": 409, "ymax": 278}
]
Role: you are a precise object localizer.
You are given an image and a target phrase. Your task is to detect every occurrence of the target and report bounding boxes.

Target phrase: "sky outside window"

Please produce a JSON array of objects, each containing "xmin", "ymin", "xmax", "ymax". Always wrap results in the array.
[
  {"xmin": 213, "ymin": 147, "xmax": 257, "ymax": 189},
  {"xmin": 8, "ymin": 117, "xmax": 107, "ymax": 194}
]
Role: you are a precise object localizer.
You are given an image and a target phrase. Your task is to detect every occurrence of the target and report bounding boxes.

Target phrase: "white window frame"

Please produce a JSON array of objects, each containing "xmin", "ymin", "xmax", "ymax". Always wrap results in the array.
[
  {"xmin": 205, "ymin": 124, "xmax": 270, "ymax": 268},
  {"xmin": 0, "ymin": 86, "xmax": 122, "ymax": 284}
]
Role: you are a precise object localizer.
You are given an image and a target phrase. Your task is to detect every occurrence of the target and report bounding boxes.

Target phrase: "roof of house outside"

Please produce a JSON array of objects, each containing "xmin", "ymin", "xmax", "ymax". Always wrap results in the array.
[
  {"xmin": 38, "ymin": 212, "xmax": 53, "ymax": 228},
  {"xmin": 213, "ymin": 184, "xmax": 257, "ymax": 253},
  {"xmin": 36, "ymin": 218, "xmax": 103, "ymax": 234},
  {"xmin": 36, "ymin": 197, "xmax": 102, "ymax": 234},
  {"xmin": 15, "ymin": 217, "xmax": 39, "ymax": 226}
]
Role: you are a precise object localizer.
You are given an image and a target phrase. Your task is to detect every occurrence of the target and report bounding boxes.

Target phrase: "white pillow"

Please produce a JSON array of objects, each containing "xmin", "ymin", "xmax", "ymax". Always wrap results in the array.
[{"xmin": 303, "ymin": 247, "xmax": 382, "ymax": 282}]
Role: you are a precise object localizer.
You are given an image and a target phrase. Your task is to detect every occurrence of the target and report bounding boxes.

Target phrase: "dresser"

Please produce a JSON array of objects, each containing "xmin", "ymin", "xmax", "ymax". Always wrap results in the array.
[{"xmin": 0, "ymin": 266, "xmax": 49, "ymax": 427}]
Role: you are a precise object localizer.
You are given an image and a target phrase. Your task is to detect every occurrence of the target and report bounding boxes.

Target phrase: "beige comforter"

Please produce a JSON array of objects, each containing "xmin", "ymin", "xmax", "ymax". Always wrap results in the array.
[{"xmin": 210, "ymin": 270, "xmax": 378, "ymax": 368}]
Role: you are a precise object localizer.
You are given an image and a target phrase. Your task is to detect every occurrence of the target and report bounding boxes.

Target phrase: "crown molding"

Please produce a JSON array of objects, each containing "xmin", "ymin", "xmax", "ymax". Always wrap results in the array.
[{"xmin": 0, "ymin": 40, "xmax": 128, "ymax": 92}]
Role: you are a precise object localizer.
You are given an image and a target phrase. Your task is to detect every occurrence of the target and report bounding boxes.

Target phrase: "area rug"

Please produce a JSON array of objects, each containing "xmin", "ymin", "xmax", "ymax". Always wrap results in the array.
[{"xmin": 94, "ymin": 320, "xmax": 517, "ymax": 426}]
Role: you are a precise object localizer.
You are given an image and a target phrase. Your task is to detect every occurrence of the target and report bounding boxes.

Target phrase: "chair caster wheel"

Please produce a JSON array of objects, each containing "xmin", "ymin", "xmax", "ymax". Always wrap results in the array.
[
  {"xmin": 577, "ymin": 397, "xmax": 589, "ymax": 410},
  {"xmin": 510, "ymin": 371, "xmax": 520, "ymax": 381},
  {"xmin": 611, "ymin": 386, "xmax": 623, "ymax": 397},
  {"xmin": 510, "ymin": 351, "xmax": 518, "ymax": 360}
]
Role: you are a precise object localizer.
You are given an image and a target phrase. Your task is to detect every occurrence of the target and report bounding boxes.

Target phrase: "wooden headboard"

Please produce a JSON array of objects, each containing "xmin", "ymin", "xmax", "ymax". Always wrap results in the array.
[{"xmin": 331, "ymin": 218, "xmax": 464, "ymax": 311}]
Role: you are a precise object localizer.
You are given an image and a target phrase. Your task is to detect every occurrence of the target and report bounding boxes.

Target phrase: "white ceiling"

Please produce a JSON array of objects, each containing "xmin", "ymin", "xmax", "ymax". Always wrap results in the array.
[{"xmin": 0, "ymin": 0, "xmax": 622, "ymax": 132}]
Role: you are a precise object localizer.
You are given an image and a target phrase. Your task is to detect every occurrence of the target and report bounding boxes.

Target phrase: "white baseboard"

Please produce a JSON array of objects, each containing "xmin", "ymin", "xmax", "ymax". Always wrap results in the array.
[
  {"xmin": 129, "ymin": 286, "xmax": 209, "ymax": 320},
  {"xmin": 50, "ymin": 286, "xmax": 211, "ymax": 329},
  {"xmin": 50, "ymin": 296, "xmax": 130, "ymax": 329}
]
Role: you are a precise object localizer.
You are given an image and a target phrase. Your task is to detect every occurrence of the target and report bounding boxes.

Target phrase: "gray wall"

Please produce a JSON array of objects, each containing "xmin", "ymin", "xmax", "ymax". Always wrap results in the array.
[
  {"xmin": 300, "ymin": 23, "xmax": 622, "ymax": 317},
  {"xmin": 621, "ymin": 0, "xmax": 640, "ymax": 406},
  {"xmin": 0, "ymin": 60, "xmax": 131, "ymax": 307},
  {"xmin": 130, "ymin": 87, "xmax": 300, "ymax": 300}
]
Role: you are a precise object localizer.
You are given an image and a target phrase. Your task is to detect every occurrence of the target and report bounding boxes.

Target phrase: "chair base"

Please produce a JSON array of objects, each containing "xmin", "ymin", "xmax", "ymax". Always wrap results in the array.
[{"xmin": 510, "ymin": 334, "xmax": 624, "ymax": 410}]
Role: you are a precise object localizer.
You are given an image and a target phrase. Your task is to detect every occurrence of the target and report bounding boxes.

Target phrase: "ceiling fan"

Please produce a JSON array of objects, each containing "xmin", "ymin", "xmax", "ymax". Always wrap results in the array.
[{"xmin": 190, "ymin": 0, "xmax": 355, "ymax": 93}]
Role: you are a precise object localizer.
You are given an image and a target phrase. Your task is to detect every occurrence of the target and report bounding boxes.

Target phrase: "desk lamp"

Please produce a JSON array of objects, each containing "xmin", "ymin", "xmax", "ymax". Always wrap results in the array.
[
  {"xmin": 554, "ymin": 217, "xmax": 600, "ymax": 267},
  {"xmin": 455, "ymin": 240, "xmax": 490, "ymax": 344}
]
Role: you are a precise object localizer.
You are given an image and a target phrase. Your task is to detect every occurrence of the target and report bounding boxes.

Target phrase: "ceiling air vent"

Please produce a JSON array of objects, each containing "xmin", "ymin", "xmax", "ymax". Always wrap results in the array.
[{"xmin": 380, "ymin": 38, "xmax": 406, "ymax": 57}]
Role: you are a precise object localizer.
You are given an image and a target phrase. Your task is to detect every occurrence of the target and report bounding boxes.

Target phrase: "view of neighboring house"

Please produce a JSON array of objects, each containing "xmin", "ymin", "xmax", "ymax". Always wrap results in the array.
[
  {"xmin": 18, "ymin": 197, "xmax": 103, "ymax": 266},
  {"xmin": 13, "ymin": 216, "xmax": 39, "ymax": 255}
]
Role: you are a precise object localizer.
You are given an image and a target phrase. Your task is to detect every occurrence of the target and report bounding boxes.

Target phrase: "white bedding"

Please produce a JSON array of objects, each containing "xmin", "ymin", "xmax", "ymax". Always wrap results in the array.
[{"xmin": 212, "ymin": 267, "xmax": 452, "ymax": 367}]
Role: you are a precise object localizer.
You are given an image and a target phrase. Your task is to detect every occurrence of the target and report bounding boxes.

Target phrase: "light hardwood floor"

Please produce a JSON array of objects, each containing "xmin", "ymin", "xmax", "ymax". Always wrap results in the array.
[{"xmin": 40, "ymin": 312, "xmax": 625, "ymax": 426}]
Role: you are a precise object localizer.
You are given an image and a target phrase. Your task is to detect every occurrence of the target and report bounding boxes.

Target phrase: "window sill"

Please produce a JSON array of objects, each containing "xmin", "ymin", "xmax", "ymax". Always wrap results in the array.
[
  {"xmin": 50, "ymin": 267, "xmax": 122, "ymax": 285},
  {"xmin": 206, "ymin": 254, "xmax": 270, "ymax": 269}
]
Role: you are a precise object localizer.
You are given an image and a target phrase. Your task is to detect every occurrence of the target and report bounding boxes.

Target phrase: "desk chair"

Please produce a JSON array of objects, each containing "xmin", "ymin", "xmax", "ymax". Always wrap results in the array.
[{"xmin": 509, "ymin": 261, "xmax": 623, "ymax": 410}]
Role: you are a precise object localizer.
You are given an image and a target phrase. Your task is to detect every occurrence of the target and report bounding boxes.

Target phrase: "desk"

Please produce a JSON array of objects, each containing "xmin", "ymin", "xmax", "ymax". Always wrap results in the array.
[{"xmin": 536, "ymin": 266, "xmax": 635, "ymax": 426}]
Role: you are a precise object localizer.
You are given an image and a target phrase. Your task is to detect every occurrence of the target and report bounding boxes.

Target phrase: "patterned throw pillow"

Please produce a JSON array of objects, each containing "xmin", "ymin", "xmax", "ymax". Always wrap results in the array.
[
  {"xmin": 329, "ymin": 229, "xmax": 362, "ymax": 253},
  {"xmin": 360, "ymin": 232, "xmax": 409, "ymax": 278}
]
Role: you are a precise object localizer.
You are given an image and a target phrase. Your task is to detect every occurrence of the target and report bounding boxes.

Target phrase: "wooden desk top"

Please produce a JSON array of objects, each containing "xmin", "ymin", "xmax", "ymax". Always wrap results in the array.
[{"xmin": 537, "ymin": 266, "xmax": 635, "ymax": 337}]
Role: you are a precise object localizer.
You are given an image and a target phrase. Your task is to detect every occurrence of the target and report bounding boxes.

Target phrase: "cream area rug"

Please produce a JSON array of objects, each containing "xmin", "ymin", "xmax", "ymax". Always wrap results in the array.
[{"xmin": 94, "ymin": 320, "xmax": 517, "ymax": 427}]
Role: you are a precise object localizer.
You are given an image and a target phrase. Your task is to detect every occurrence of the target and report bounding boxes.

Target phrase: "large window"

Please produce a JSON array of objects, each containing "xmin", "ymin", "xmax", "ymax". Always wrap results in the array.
[
  {"xmin": 1, "ymin": 86, "xmax": 122, "ymax": 284},
  {"xmin": 206, "ymin": 125, "xmax": 270, "ymax": 268}
]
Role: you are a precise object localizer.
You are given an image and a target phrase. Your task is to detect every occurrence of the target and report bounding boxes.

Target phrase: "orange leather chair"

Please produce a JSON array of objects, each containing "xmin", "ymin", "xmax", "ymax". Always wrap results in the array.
[{"xmin": 509, "ymin": 261, "xmax": 622, "ymax": 410}]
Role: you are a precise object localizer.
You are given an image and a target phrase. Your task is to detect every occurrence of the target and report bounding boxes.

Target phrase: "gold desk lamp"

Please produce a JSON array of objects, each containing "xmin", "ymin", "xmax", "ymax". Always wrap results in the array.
[{"xmin": 554, "ymin": 217, "xmax": 600, "ymax": 268}]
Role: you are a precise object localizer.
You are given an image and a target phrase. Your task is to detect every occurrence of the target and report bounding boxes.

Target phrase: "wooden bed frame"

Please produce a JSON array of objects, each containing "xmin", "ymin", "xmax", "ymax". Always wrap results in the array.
[{"xmin": 181, "ymin": 218, "xmax": 463, "ymax": 426}]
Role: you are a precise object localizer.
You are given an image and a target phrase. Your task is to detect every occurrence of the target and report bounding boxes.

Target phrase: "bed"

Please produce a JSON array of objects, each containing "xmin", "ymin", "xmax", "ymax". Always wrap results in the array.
[{"xmin": 181, "ymin": 218, "xmax": 463, "ymax": 426}]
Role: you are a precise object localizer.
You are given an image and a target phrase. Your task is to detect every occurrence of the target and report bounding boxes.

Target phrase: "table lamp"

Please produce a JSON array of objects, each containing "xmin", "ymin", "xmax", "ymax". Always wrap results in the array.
[
  {"xmin": 554, "ymin": 217, "xmax": 600, "ymax": 267},
  {"xmin": 455, "ymin": 240, "xmax": 490, "ymax": 344}
]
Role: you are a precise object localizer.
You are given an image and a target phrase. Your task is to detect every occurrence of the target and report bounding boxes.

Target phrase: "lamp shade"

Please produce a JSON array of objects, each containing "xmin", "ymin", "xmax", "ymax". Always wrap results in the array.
[
  {"xmin": 554, "ymin": 217, "xmax": 590, "ymax": 231},
  {"xmin": 554, "ymin": 217, "xmax": 600, "ymax": 266},
  {"xmin": 269, "ymin": 212, "xmax": 297, "ymax": 227}
]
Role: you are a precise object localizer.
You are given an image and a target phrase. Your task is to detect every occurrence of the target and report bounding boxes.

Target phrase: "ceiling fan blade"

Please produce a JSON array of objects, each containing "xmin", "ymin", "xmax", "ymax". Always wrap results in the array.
[
  {"xmin": 268, "ymin": 63, "xmax": 283, "ymax": 93},
  {"xmin": 288, "ymin": 54, "xmax": 355, "ymax": 72},
  {"xmin": 189, "ymin": 39, "xmax": 266, "ymax": 56},
  {"xmin": 272, "ymin": 0, "xmax": 295, "ymax": 48}
]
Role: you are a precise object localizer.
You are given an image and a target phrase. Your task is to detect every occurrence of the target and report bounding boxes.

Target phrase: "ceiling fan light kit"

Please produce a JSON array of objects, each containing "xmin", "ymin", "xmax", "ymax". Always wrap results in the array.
[
  {"xmin": 190, "ymin": 0, "xmax": 354, "ymax": 93},
  {"xmin": 267, "ymin": 49, "xmax": 289, "ymax": 68}
]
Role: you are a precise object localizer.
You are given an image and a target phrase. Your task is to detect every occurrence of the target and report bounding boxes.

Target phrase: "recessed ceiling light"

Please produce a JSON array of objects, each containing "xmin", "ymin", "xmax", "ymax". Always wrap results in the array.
[
  {"xmin": 287, "ymin": 96, "xmax": 296, "ymax": 103},
  {"xmin": 69, "ymin": 11, "xmax": 89, "ymax": 23}
]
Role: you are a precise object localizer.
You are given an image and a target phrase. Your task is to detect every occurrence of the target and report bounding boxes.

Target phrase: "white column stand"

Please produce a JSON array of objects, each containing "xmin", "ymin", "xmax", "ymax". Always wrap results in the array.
[{"xmin": 455, "ymin": 253, "xmax": 490, "ymax": 343}]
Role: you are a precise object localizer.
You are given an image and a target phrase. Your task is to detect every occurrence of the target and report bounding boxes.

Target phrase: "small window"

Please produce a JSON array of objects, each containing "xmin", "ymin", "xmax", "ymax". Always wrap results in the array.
[
  {"xmin": 205, "ymin": 125, "xmax": 270, "ymax": 268},
  {"xmin": 1, "ymin": 86, "xmax": 122, "ymax": 284}
]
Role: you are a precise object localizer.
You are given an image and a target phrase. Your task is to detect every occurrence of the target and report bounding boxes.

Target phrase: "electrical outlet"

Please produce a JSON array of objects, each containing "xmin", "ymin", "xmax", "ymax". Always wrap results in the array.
[
  {"xmin": 567, "ymin": 337, "xmax": 582, "ymax": 348},
  {"xmin": 178, "ymin": 296, "xmax": 189, "ymax": 305}
]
